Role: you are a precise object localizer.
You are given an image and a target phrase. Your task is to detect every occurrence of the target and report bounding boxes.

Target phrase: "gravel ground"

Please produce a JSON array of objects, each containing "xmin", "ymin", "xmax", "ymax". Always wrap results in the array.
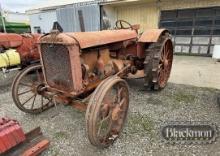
[{"xmin": 0, "ymin": 73, "xmax": 220, "ymax": 156}]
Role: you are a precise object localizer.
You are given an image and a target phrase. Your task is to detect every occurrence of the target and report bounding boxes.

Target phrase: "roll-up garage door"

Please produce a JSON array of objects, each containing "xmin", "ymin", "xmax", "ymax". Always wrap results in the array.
[{"xmin": 160, "ymin": 7, "xmax": 220, "ymax": 56}]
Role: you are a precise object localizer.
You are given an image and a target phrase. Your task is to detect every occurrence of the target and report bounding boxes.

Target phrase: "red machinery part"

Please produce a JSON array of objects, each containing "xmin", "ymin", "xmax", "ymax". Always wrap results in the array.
[
  {"xmin": 22, "ymin": 139, "xmax": 50, "ymax": 156},
  {"xmin": 0, "ymin": 33, "xmax": 41, "ymax": 63},
  {"xmin": 0, "ymin": 118, "xmax": 26, "ymax": 154}
]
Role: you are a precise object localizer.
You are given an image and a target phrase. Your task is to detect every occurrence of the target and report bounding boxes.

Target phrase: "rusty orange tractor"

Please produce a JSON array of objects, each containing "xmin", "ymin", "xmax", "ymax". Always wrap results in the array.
[
  {"xmin": 12, "ymin": 20, "xmax": 173, "ymax": 148},
  {"xmin": 0, "ymin": 33, "xmax": 41, "ymax": 73}
]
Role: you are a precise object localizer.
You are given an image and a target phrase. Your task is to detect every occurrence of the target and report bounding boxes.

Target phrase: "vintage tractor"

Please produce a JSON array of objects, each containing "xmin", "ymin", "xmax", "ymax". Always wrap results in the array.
[
  {"xmin": 0, "ymin": 33, "xmax": 41, "ymax": 73},
  {"xmin": 11, "ymin": 20, "xmax": 173, "ymax": 148}
]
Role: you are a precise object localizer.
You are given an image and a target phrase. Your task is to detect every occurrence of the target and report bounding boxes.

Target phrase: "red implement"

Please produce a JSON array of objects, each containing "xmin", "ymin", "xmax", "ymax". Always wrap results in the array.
[
  {"xmin": 0, "ymin": 118, "xmax": 26, "ymax": 153},
  {"xmin": 0, "ymin": 118, "xmax": 49, "ymax": 156}
]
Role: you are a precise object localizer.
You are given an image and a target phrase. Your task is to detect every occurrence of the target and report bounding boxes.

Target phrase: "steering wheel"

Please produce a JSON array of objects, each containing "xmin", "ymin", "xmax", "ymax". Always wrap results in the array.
[{"xmin": 115, "ymin": 20, "xmax": 133, "ymax": 30}]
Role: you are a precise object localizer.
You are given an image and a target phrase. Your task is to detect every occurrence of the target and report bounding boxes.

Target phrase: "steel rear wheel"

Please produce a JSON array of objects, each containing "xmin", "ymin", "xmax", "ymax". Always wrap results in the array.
[
  {"xmin": 86, "ymin": 76, "xmax": 129, "ymax": 148},
  {"xmin": 144, "ymin": 32, "xmax": 173, "ymax": 90},
  {"xmin": 158, "ymin": 38, "xmax": 173, "ymax": 88},
  {"xmin": 12, "ymin": 64, "xmax": 54, "ymax": 114}
]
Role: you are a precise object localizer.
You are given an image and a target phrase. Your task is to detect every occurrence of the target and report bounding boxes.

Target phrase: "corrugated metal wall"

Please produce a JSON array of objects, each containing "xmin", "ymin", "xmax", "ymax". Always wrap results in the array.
[
  {"xmin": 57, "ymin": 7, "xmax": 77, "ymax": 32},
  {"xmin": 104, "ymin": 0, "xmax": 220, "ymax": 31},
  {"xmin": 57, "ymin": 3, "xmax": 100, "ymax": 32},
  {"xmin": 114, "ymin": 2, "xmax": 159, "ymax": 32}
]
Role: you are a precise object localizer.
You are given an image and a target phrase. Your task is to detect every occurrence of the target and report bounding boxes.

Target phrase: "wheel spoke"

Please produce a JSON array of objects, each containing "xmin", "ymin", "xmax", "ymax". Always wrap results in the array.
[
  {"xmin": 166, "ymin": 49, "xmax": 171, "ymax": 58},
  {"xmin": 22, "ymin": 93, "xmax": 37, "ymax": 106},
  {"xmin": 119, "ymin": 97, "xmax": 125, "ymax": 108},
  {"xmin": 19, "ymin": 82, "xmax": 32, "ymax": 87},
  {"xmin": 117, "ymin": 87, "xmax": 123, "ymax": 103},
  {"xmin": 18, "ymin": 89, "xmax": 33, "ymax": 96},
  {"xmin": 159, "ymin": 70, "xmax": 165, "ymax": 82},
  {"xmin": 98, "ymin": 114, "xmax": 111, "ymax": 136},
  {"xmin": 12, "ymin": 64, "xmax": 53, "ymax": 114},
  {"xmin": 41, "ymin": 96, "xmax": 44, "ymax": 109},
  {"xmin": 44, "ymin": 98, "xmax": 52, "ymax": 107},
  {"xmin": 162, "ymin": 46, "xmax": 167, "ymax": 61},
  {"xmin": 31, "ymin": 94, "xmax": 37, "ymax": 110},
  {"xmin": 160, "ymin": 48, "xmax": 165, "ymax": 61}
]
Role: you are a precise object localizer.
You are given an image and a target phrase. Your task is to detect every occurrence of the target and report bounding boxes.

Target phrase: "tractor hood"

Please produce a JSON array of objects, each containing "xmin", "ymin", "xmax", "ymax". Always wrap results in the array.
[
  {"xmin": 40, "ymin": 29, "xmax": 138, "ymax": 49},
  {"xmin": 0, "ymin": 33, "xmax": 23, "ymax": 48}
]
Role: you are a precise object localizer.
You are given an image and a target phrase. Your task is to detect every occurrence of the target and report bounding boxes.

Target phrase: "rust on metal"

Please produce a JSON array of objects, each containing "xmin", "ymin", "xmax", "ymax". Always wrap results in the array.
[
  {"xmin": 85, "ymin": 76, "xmax": 129, "ymax": 148},
  {"xmin": 0, "ymin": 118, "xmax": 26, "ymax": 154},
  {"xmin": 12, "ymin": 20, "xmax": 174, "ymax": 148},
  {"xmin": 71, "ymin": 101, "xmax": 87, "ymax": 112},
  {"xmin": 40, "ymin": 32, "xmax": 76, "ymax": 45},
  {"xmin": 0, "ymin": 33, "xmax": 23, "ymax": 48},
  {"xmin": 128, "ymin": 70, "xmax": 145, "ymax": 79},
  {"xmin": 66, "ymin": 29, "xmax": 137, "ymax": 49},
  {"xmin": 0, "ymin": 33, "xmax": 41, "ymax": 63},
  {"xmin": 138, "ymin": 29, "xmax": 168, "ymax": 43},
  {"xmin": 143, "ymin": 33, "xmax": 173, "ymax": 90},
  {"xmin": 68, "ymin": 45, "xmax": 83, "ymax": 92},
  {"xmin": 21, "ymin": 139, "xmax": 50, "ymax": 156},
  {"xmin": 17, "ymin": 34, "xmax": 41, "ymax": 62},
  {"xmin": 157, "ymin": 38, "xmax": 173, "ymax": 88},
  {"xmin": 4, "ymin": 126, "xmax": 50, "ymax": 156},
  {"xmin": 40, "ymin": 29, "xmax": 137, "ymax": 57},
  {"xmin": 12, "ymin": 64, "xmax": 55, "ymax": 114}
]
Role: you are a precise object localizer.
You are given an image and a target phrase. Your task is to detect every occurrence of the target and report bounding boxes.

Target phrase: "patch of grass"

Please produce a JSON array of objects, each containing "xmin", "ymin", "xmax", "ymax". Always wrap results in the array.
[
  {"xmin": 48, "ymin": 149, "xmax": 60, "ymax": 156},
  {"xmin": 147, "ymin": 97, "xmax": 163, "ymax": 105},
  {"xmin": 172, "ymin": 91, "xmax": 196, "ymax": 104},
  {"xmin": 125, "ymin": 112, "xmax": 155, "ymax": 137},
  {"xmin": 195, "ymin": 86, "xmax": 220, "ymax": 93},
  {"xmin": 53, "ymin": 131, "xmax": 68, "ymax": 139}
]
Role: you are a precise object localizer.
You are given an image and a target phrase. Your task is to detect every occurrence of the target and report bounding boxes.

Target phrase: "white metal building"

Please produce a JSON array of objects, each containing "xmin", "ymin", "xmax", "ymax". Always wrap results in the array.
[
  {"xmin": 26, "ymin": 0, "xmax": 96, "ymax": 33},
  {"xmin": 3, "ymin": 11, "xmax": 29, "ymax": 24}
]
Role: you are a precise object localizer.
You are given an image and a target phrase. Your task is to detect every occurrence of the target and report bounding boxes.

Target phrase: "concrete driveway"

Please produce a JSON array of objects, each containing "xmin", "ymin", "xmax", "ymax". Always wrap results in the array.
[{"xmin": 169, "ymin": 55, "xmax": 220, "ymax": 89}]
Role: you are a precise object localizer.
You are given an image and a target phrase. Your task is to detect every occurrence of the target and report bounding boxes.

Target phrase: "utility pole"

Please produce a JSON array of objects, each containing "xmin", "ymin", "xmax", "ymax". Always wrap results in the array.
[{"xmin": 0, "ymin": 3, "xmax": 6, "ymax": 32}]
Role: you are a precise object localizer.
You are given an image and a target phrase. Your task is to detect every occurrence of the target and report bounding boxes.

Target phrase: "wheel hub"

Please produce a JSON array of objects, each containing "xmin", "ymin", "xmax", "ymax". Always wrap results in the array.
[
  {"xmin": 164, "ymin": 59, "xmax": 169, "ymax": 67},
  {"xmin": 36, "ymin": 84, "xmax": 46, "ymax": 94}
]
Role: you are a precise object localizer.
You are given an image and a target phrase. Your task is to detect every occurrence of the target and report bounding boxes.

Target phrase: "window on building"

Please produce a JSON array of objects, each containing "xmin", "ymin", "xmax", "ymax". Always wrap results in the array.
[
  {"xmin": 160, "ymin": 7, "xmax": 220, "ymax": 56},
  {"xmin": 34, "ymin": 26, "xmax": 41, "ymax": 34}
]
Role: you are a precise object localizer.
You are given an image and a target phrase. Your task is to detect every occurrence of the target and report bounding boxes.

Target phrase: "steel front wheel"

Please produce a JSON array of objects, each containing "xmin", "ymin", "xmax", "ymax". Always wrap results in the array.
[
  {"xmin": 85, "ymin": 76, "xmax": 129, "ymax": 148},
  {"xmin": 12, "ymin": 64, "xmax": 54, "ymax": 114}
]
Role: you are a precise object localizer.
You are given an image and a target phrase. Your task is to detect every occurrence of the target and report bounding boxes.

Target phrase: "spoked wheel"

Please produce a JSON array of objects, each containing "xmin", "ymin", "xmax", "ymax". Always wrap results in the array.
[
  {"xmin": 86, "ymin": 76, "xmax": 129, "ymax": 148},
  {"xmin": 144, "ymin": 32, "xmax": 173, "ymax": 90},
  {"xmin": 12, "ymin": 64, "xmax": 54, "ymax": 114},
  {"xmin": 157, "ymin": 38, "xmax": 173, "ymax": 88}
]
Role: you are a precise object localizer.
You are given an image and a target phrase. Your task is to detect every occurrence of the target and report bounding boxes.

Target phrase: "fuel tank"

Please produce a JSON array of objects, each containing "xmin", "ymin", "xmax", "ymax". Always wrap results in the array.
[{"xmin": 0, "ymin": 49, "xmax": 21, "ymax": 68}]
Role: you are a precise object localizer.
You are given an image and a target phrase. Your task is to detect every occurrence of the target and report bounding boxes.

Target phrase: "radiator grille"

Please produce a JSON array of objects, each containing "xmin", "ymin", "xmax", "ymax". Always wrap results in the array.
[{"xmin": 41, "ymin": 44, "xmax": 74, "ymax": 92}]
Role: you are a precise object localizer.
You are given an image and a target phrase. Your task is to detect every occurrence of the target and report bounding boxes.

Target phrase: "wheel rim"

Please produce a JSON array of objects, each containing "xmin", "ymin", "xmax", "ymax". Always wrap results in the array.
[
  {"xmin": 86, "ymin": 77, "xmax": 129, "ymax": 148},
  {"xmin": 158, "ymin": 39, "xmax": 173, "ymax": 88},
  {"xmin": 97, "ymin": 82, "xmax": 128, "ymax": 144},
  {"xmin": 12, "ymin": 64, "xmax": 54, "ymax": 114}
]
